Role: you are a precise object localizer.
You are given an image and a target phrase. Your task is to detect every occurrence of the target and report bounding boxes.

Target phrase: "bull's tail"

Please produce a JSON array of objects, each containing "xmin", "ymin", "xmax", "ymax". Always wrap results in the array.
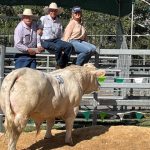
[
  {"xmin": 3, "ymin": 69, "xmax": 26, "ymax": 131},
  {"xmin": 2, "ymin": 69, "xmax": 29, "ymax": 150}
]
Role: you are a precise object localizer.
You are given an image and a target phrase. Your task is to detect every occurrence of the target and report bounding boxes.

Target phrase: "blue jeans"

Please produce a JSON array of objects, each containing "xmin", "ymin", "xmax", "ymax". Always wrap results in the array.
[
  {"xmin": 41, "ymin": 39, "xmax": 74, "ymax": 68},
  {"xmin": 15, "ymin": 54, "xmax": 36, "ymax": 69},
  {"xmin": 70, "ymin": 40, "xmax": 96, "ymax": 65}
]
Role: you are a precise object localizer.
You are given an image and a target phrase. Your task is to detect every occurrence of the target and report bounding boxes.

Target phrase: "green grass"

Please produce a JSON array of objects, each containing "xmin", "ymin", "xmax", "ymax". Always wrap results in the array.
[{"xmin": 24, "ymin": 123, "xmax": 64, "ymax": 132}]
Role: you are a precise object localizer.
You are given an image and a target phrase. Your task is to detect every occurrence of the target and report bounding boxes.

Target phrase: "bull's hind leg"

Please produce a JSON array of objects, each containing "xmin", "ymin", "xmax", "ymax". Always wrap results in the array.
[
  {"xmin": 4, "ymin": 119, "xmax": 21, "ymax": 150},
  {"xmin": 44, "ymin": 118, "xmax": 55, "ymax": 139},
  {"xmin": 5, "ymin": 114, "xmax": 28, "ymax": 150}
]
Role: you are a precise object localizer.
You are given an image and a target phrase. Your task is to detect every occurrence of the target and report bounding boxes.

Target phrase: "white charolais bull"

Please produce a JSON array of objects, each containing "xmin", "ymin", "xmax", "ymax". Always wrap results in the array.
[{"xmin": 0, "ymin": 64, "xmax": 105, "ymax": 150}]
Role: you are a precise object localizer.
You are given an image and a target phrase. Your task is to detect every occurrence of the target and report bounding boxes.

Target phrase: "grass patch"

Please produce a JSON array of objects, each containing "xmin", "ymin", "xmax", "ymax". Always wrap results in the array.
[
  {"xmin": 137, "ymin": 119, "xmax": 150, "ymax": 127},
  {"xmin": 24, "ymin": 123, "xmax": 65, "ymax": 132}
]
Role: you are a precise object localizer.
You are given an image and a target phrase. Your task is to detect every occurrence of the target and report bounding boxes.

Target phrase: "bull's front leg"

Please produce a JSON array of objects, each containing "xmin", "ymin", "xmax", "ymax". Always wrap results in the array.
[
  {"xmin": 44, "ymin": 118, "xmax": 55, "ymax": 139},
  {"xmin": 64, "ymin": 106, "xmax": 79, "ymax": 145}
]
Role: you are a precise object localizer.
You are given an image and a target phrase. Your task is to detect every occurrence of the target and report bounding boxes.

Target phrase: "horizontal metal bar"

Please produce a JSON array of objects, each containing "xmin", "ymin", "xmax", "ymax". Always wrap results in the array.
[
  {"xmin": 5, "ymin": 47, "xmax": 51, "ymax": 54},
  {"xmin": 82, "ymin": 96, "xmax": 124, "ymax": 100},
  {"xmin": 99, "ymin": 99, "xmax": 150, "ymax": 106},
  {"xmin": 105, "ymin": 69, "xmax": 121, "ymax": 72},
  {"xmin": 80, "ymin": 100, "xmax": 93, "ymax": 106},
  {"xmin": 4, "ymin": 66, "xmax": 55, "ymax": 70},
  {"xmin": 99, "ymin": 49, "xmax": 150, "ymax": 55},
  {"xmin": 100, "ymin": 83, "xmax": 150, "ymax": 89},
  {"xmin": 5, "ymin": 47, "xmax": 150, "ymax": 55}
]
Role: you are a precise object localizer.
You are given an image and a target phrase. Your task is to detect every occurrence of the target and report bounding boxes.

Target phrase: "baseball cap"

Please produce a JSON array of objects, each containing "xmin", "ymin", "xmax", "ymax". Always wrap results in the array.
[{"xmin": 72, "ymin": 6, "xmax": 82, "ymax": 13}]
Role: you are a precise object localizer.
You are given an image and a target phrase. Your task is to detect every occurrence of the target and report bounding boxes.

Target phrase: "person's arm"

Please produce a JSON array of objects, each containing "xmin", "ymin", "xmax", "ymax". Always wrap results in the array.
[
  {"xmin": 63, "ymin": 20, "xmax": 75, "ymax": 42},
  {"xmin": 36, "ymin": 18, "xmax": 45, "ymax": 52},
  {"xmin": 37, "ymin": 34, "xmax": 41, "ymax": 47},
  {"xmin": 37, "ymin": 31, "xmax": 45, "ymax": 53},
  {"xmin": 37, "ymin": 29, "xmax": 42, "ymax": 47},
  {"xmin": 59, "ymin": 24, "xmax": 63, "ymax": 39},
  {"xmin": 56, "ymin": 18, "xmax": 63, "ymax": 39}
]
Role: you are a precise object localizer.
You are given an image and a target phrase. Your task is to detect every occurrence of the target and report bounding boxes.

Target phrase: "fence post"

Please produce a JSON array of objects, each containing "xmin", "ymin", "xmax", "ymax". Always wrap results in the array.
[
  {"xmin": 0, "ymin": 114, "xmax": 4, "ymax": 132},
  {"xmin": 94, "ymin": 51, "xmax": 99, "ymax": 68},
  {"xmin": 0, "ymin": 45, "xmax": 5, "ymax": 132},
  {"xmin": 92, "ymin": 92, "xmax": 98, "ymax": 125},
  {"xmin": 0, "ymin": 45, "xmax": 5, "ymax": 85}
]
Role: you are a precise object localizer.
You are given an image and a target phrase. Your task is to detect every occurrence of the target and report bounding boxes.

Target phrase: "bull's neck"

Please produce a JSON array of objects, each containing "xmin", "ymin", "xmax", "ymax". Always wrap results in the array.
[{"xmin": 73, "ymin": 74, "xmax": 84, "ymax": 94}]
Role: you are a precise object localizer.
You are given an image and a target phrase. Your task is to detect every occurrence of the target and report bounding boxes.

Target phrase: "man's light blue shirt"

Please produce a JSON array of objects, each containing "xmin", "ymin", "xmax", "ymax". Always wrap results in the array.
[{"xmin": 40, "ymin": 15, "xmax": 63, "ymax": 40}]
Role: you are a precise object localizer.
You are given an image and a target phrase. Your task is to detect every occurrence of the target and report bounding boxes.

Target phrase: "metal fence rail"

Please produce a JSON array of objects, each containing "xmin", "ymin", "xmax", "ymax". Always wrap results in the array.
[{"xmin": 98, "ymin": 49, "xmax": 150, "ymax": 55}]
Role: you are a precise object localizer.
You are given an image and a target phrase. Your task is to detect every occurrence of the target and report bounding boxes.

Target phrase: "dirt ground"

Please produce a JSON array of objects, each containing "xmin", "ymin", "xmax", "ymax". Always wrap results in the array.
[{"xmin": 1, "ymin": 125, "xmax": 150, "ymax": 150}]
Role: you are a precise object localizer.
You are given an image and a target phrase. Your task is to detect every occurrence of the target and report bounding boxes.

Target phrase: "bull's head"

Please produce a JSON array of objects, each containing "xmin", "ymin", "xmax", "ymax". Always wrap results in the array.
[{"xmin": 82, "ymin": 63, "xmax": 106, "ymax": 94}]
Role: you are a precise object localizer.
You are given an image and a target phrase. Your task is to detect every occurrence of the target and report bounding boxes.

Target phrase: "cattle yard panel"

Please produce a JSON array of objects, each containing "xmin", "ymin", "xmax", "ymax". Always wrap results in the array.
[
  {"xmin": 0, "ymin": 45, "xmax": 5, "ymax": 85},
  {"xmin": 0, "ymin": 114, "xmax": 3, "ymax": 132},
  {"xmin": 0, "ymin": 45, "xmax": 5, "ymax": 132},
  {"xmin": 0, "ymin": 46, "xmax": 150, "ymax": 128}
]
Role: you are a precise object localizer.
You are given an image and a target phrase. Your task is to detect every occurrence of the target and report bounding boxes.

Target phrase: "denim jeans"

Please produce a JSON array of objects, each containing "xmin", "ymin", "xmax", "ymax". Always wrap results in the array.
[
  {"xmin": 41, "ymin": 39, "xmax": 74, "ymax": 68},
  {"xmin": 70, "ymin": 40, "xmax": 96, "ymax": 65},
  {"xmin": 15, "ymin": 54, "xmax": 36, "ymax": 69}
]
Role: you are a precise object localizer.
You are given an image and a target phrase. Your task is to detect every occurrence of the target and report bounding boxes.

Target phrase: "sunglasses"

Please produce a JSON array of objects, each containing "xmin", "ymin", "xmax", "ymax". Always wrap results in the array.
[{"xmin": 50, "ymin": 9, "xmax": 58, "ymax": 12}]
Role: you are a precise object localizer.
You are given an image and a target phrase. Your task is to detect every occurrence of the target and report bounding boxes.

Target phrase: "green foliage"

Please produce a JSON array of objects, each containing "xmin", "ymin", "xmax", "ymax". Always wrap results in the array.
[{"xmin": 0, "ymin": 3, "xmax": 149, "ymax": 48}]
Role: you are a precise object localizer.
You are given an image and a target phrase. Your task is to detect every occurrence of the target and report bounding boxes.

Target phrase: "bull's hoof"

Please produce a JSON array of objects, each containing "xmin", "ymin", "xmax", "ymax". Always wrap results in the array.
[
  {"xmin": 44, "ymin": 135, "xmax": 53, "ymax": 139},
  {"xmin": 65, "ymin": 139, "xmax": 74, "ymax": 146},
  {"xmin": 66, "ymin": 142, "xmax": 74, "ymax": 146},
  {"xmin": 66, "ymin": 143, "xmax": 74, "ymax": 146}
]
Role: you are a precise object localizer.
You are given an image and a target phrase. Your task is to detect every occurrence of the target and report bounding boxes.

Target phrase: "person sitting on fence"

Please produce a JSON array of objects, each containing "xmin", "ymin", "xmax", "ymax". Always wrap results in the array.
[
  {"xmin": 63, "ymin": 6, "xmax": 96, "ymax": 66},
  {"xmin": 38, "ymin": 2, "xmax": 74, "ymax": 69},
  {"xmin": 14, "ymin": 8, "xmax": 44, "ymax": 69}
]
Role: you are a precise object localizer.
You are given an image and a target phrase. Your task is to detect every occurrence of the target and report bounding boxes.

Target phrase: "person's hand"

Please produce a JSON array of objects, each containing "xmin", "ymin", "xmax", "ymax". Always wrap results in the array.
[
  {"xmin": 27, "ymin": 48, "xmax": 36, "ymax": 55},
  {"xmin": 37, "ymin": 46, "xmax": 45, "ymax": 53},
  {"xmin": 37, "ymin": 29, "xmax": 43, "ymax": 36}
]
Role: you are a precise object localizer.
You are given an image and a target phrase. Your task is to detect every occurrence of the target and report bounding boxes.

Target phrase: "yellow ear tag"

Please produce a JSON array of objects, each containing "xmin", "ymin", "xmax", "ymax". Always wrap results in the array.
[{"xmin": 97, "ymin": 76, "xmax": 106, "ymax": 83}]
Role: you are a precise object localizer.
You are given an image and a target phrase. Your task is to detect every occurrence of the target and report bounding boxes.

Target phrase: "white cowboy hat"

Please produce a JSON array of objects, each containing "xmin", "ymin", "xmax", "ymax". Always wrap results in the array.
[
  {"xmin": 49, "ymin": 2, "xmax": 64, "ymax": 15},
  {"xmin": 49, "ymin": 2, "xmax": 58, "ymax": 9},
  {"xmin": 18, "ymin": 8, "xmax": 38, "ymax": 18}
]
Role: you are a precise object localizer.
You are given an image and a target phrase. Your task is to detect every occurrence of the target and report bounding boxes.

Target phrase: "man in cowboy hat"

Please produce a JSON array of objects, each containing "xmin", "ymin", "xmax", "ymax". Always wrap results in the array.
[
  {"xmin": 14, "ymin": 8, "xmax": 44, "ymax": 69},
  {"xmin": 38, "ymin": 2, "xmax": 74, "ymax": 68}
]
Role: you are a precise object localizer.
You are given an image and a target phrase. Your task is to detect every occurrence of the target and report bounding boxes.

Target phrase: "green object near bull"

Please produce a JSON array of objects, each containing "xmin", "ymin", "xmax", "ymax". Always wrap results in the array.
[
  {"xmin": 115, "ymin": 78, "xmax": 124, "ymax": 83},
  {"xmin": 135, "ymin": 112, "xmax": 144, "ymax": 119},
  {"xmin": 97, "ymin": 76, "xmax": 106, "ymax": 84},
  {"xmin": 99, "ymin": 112, "xmax": 108, "ymax": 121},
  {"xmin": 82, "ymin": 110, "xmax": 91, "ymax": 121}
]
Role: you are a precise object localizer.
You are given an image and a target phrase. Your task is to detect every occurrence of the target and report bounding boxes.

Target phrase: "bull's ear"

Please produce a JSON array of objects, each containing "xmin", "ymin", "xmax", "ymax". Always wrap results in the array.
[
  {"xmin": 91, "ymin": 69, "xmax": 106, "ymax": 77},
  {"xmin": 83, "ymin": 63, "xmax": 96, "ymax": 69}
]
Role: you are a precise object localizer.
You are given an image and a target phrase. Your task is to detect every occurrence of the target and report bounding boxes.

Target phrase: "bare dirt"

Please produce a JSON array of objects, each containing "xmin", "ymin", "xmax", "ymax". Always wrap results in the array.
[{"xmin": 1, "ymin": 125, "xmax": 150, "ymax": 150}]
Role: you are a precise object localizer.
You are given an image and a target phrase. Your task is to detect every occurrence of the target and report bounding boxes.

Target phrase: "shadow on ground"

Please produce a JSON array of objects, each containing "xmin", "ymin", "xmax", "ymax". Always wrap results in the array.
[{"xmin": 26, "ymin": 125, "xmax": 109, "ymax": 150}]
